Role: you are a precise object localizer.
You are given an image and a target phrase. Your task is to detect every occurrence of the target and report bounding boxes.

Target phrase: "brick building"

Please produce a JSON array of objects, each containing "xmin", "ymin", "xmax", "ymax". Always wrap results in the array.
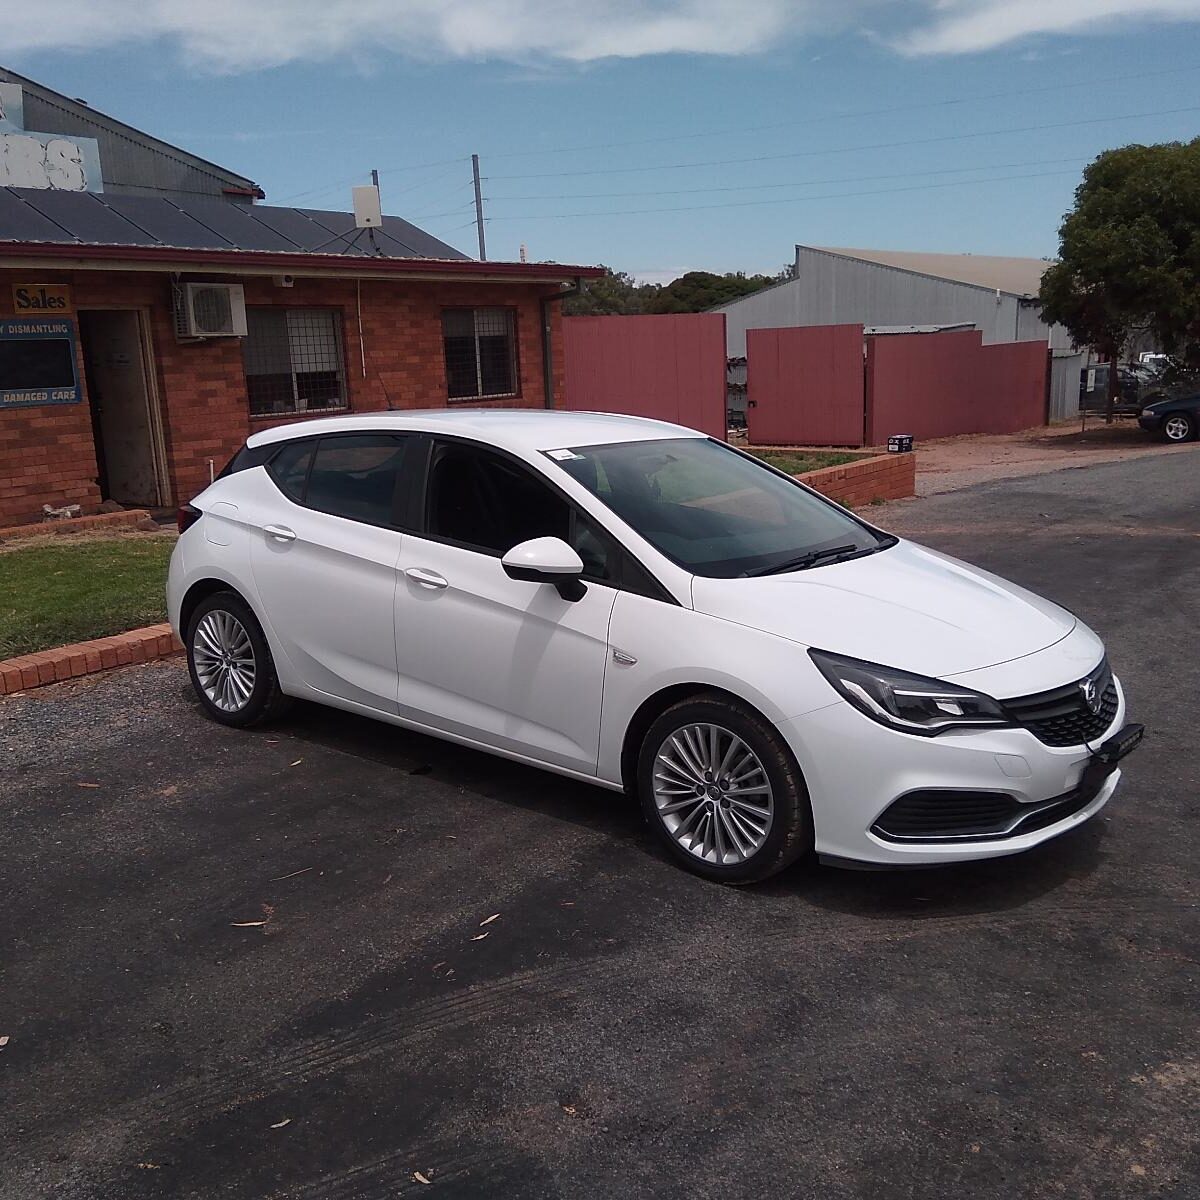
[{"xmin": 0, "ymin": 72, "xmax": 600, "ymax": 525}]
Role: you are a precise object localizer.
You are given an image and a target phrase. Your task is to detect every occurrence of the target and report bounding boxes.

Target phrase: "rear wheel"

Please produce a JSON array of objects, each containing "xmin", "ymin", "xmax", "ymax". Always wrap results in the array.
[
  {"xmin": 1163, "ymin": 412, "xmax": 1196, "ymax": 442},
  {"xmin": 186, "ymin": 590, "xmax": 292, "ymax": 727},
  {"xmin": 637, "ymin": 694, "xmax": 813, "ymax": 884}
]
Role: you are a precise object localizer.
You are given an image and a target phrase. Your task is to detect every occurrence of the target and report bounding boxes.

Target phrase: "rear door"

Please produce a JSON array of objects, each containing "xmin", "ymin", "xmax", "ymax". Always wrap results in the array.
[
  {"xmin": 393, "ymin": 439, "xmax": 618, "ymax": 774},
  {"xmin": 249, "ymin": 433, "xmax": 415, "ymax": 713}
]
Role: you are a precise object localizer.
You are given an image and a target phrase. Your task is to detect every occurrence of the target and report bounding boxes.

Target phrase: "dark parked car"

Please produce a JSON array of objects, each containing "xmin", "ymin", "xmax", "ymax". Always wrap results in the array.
[
  {"xmin": 1139, "ymin": 392, "xmax": 1200, "ymax": 442},
  {"xmin": 1079, "ymin": 364, "xmax": 1149, "ymax": 416}
]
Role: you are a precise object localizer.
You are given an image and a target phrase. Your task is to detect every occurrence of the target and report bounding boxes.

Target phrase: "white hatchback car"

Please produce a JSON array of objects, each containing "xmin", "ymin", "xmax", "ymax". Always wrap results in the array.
[{"xmin": 168, "ymin": 410, "xmax": 1141, "ymax": 882}]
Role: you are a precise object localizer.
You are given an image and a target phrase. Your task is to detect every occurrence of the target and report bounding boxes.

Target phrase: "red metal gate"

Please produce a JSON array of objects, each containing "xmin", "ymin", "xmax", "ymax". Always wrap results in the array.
[
  {"xmin": 745, "ymin": 325, "xmax": 865, "ymax": 446},
  {"xmin": 562, "ymin": 313, "xmax": 727, "ymax": 439}
]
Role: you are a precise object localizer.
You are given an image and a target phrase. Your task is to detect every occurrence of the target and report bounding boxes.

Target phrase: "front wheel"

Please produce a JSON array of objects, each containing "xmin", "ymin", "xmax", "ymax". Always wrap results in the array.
[
  {"xmin": 186, "ymin": 590, "xmax": 292, "ymax": 727},
  {"xmin": 637, "ymin": 694, "xmax": 813, "ymax": 884},
  {"xmin": 1163, "ymin": 412, "xmax": 1196, "ymax": 442}
]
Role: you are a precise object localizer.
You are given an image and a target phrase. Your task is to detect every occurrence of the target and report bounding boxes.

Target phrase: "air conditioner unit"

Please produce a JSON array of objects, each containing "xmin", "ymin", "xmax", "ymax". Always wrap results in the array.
[{"xmin": 173, "ymin": 282, "xmax": 248, "ymax": 339}]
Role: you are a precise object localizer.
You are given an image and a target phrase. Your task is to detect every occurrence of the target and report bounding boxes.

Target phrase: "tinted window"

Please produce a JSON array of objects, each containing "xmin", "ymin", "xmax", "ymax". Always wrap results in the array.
[
  {"xmin": 555, "ymin": 437, "xmax": 886, "ymax": 578},
  {"xmin": 427, "ymin": 443, "xmax": 615, "ymax": 581},
  {"xmin": 304, "ymin": 435, "xmax": 407, "ymax": 526},
  {"xmin": 267, "ymin": 439, "xmax": 314, "ymax": 501}
]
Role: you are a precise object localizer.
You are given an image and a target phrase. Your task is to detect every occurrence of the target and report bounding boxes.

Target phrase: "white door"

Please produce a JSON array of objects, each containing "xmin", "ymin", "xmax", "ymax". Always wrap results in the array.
[
  {"xmin": 249, "ymin": 433, "xmax": 411, "ymax": 713},
  {"xmin": 394, "ymin": 441, "xmax": 617, "ymax": 774}
]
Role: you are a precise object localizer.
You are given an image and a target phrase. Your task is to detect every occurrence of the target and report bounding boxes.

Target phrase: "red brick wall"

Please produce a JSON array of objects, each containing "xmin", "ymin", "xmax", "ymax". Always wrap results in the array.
[
  {"xmin": 795, "ymin": 452, "xmax": 916, "ymax": 506},
  {"xmin": 0, "ymin": 268, "xmax": 565, "ymax": 524}
]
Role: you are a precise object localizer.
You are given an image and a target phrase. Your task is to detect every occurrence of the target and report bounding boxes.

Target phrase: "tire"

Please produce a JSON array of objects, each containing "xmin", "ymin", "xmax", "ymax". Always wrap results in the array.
[
  {"xmin": 637, "ymin": 693, "xmax": 814, "ymax": 884},
  {"xmin": 1163, "ymin": 412, "xmax": 1196, "ymax": 443},
  {"xmin": 186, "ymin": 590, "xmax": 292, "ymax": 728}
]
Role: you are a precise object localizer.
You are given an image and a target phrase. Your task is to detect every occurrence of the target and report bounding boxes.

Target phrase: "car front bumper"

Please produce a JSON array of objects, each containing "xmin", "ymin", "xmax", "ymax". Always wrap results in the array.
[
  {"xmin": 1138, "ymin": 413, "xmax": 1164, "ymax": 432},
  {"xmin": 782, "ymin": 675, "xmax": 1128, "ymax": 867}
]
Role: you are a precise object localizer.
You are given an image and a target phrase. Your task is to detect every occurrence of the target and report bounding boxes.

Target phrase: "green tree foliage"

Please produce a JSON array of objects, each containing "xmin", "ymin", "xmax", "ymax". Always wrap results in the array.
[
  {"xmin": 1039, "ymin": 138, "xmax": 1200, "ymax": 419},
  {"xmin": 647, "ymin": 270, "xmax": 781, "ymax": 314},
  {"xmin": 563, "ymin": 265, "xmax": 790, "ymax": 316},
  {"xmin": 562, "ymin": 267, "xmax": 659, "ymax": 315}
]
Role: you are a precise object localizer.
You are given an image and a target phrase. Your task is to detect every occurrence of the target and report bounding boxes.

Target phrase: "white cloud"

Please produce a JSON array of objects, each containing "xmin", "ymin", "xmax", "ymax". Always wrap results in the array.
[
  {"xmin": 1, "ymin": 0, "xmax": 844, "ymax": 70},
  {"xmin": 3, "ymin": 0, "xmax": 1198, "ymax": 68},
  {"xmin": 893, "ymin": 0, "xmax": 1200, "ymax": 55}
]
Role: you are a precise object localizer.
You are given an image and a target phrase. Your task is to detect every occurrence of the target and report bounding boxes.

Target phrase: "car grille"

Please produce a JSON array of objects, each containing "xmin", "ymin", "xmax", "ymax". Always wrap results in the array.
[
  {"xmin": 872, "ymin": 776, "xmax": 1107, "ymax": 843},
  {"xmin": 1000, "ymin": 658, "xmax": 1119, "ymax": 747}
]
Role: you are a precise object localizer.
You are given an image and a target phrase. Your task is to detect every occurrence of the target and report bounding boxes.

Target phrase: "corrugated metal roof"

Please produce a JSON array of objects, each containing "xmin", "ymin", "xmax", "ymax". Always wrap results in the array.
[
  {"xmin": 0, "ymin": 65, "xmax": 262, "ymax": 200},
  {"xmin": 0, "ymin": 187, "xmax": 469, "ymax": 260},
  {"xmin": 808, "ymin": 245, "xmax": 1054, "ymax": 297}
]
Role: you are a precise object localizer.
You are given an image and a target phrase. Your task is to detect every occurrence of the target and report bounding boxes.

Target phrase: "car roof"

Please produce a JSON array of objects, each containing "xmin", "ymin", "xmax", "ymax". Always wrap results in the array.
[{"xmin": 245, "ymin": 408, "xmax": 707, "ymax": 454}]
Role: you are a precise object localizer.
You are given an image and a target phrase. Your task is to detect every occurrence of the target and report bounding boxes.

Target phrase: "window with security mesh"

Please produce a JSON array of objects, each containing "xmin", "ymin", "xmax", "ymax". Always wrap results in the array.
[
  {"xmin": 442, "ymin": 307, "xmax": 518, "ymax": 400},
  {"xmin": 243, "ymin": 308, "xmax": 347, "ymax": 416}
]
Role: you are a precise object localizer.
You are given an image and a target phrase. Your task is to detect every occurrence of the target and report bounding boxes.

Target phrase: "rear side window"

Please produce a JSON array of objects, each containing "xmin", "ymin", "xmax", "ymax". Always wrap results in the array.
[
  {"xmin": 305, "ymin": 435, "xmax": 409, "ymax": 527},
  {"xmin": 267, "ymin": 439, "xmax": 315, "ymax": 502}
]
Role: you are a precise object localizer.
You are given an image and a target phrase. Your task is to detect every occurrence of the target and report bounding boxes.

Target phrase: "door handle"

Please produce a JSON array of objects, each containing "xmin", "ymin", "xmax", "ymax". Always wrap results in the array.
[
  {"xmin": 263, "ymin": 524, "xmax": 297, "ymax": 543},
  {"xmin": 405, "ymin": 567, "xmax": 449, "ymax": 590}
]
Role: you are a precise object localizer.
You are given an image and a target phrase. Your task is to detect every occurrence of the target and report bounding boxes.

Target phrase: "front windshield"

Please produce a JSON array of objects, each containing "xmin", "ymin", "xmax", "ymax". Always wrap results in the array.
[{"xmin": 552, "ymin": 437, "xmax": 891, "ymax": 578}]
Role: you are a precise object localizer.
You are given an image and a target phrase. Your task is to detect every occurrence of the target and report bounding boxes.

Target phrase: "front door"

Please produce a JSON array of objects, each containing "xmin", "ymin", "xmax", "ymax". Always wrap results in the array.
[
  {"xmin": 78, "ymin": 310, "xmax": 162, "ymax": 506},
  {"xmin": 394, "ymin": 440, "xmax": 617, "ymax": 774}
]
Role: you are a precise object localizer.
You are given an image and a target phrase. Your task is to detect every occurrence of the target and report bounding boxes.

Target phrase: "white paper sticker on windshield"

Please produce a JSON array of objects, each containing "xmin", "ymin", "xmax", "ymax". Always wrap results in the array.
[{"xmin": 547, "ymin": 448, "xmax": 584, "ymax": 461}]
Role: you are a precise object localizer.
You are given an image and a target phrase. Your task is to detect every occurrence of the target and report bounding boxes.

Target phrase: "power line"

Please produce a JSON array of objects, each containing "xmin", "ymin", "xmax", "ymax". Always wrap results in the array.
[
  {"xmin": 483, "ymin": 155, "xmax": 1090, "ymax": 202},
  {"xmin": 486, "ymin": 105, "xmax": 1200, "ymax": 181},
  {"xmin": 481, "ymin": 64, "xmax": 1200, "ymax": 161},
  {"xmin": 482, "ymin": 167, "xmax": 1086, "ymax": 222}
]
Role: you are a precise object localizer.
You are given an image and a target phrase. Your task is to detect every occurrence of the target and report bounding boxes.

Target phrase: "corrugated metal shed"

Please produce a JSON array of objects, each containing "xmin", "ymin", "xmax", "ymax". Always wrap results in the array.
[
  {"xmin": 814, "ymin": 247, "xmax": 1052, "ymax": 298},
  {"xmin": 0, "ymin": 187, "xmax": 468, "ymax": 260},
  {"xmin": 0, "ymin": 65, "xmax": 261, "ymax": 201},
  {"xmin": 714, "ymin": 243, "xmax": 1072, "ymax": 356}
]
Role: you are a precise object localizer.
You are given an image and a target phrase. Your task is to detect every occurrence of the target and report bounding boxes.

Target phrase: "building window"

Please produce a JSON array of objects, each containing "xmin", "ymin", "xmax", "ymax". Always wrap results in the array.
[
  {"xmin": 243, "ymin": 308, "xmax": 347, "ymax": 416},
  {"xmin": 442, "ymin": 307, "xmax": 518, "ymax": 400}
]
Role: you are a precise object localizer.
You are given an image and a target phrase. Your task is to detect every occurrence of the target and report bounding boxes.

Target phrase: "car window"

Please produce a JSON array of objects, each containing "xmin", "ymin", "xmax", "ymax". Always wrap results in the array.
[
  {"xmin": 267, "ymin": 439, "xmax": 315, "ymax": 502},
  {"xmin": 427, "ymin": 442, "xmax": 616, "ymax": 582},
  {"xmin": 555, "ymin": 437, "xmax": 884, "ymax": 578},
  {"xmin": 304, "ymin": 435, "xmax": 408, "ymax": 526}
]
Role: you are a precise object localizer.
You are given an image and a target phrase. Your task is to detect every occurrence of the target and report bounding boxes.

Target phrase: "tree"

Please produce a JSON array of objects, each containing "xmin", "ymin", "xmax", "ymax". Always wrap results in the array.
[
  {"xmin": 1039, "ymin": 138, "xmax": 1200, "ymax": 422},
  {"xmin": 646, "ymin": 270, "xmax": 779, "ymax": 314},
  {"xmin": 562, "ymin": 267, "xmax": 659, "ymax": 316}
]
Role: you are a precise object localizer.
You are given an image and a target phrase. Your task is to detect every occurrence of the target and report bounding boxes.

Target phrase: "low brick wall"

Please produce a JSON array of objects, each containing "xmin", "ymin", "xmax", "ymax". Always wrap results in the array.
[
  {"xmin": 795, "ymin": 452, "xmax": 916, "ymax": 506},
  {"xmin": 0, "ymin": 508, "xmax": 153, "ymax": 544},
  {"xmin": 0, "ymin": 623, "xmax": 183, "ymax": 696}
]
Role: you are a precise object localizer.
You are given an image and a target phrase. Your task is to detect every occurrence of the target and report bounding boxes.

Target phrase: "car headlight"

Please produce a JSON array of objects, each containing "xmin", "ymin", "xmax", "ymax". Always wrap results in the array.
[{"xmin": 808, "ymin": 649, "xmax": 1011, "ymax": 736}]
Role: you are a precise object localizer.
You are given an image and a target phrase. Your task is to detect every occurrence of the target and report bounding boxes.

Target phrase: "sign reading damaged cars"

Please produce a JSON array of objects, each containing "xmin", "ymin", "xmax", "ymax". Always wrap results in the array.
[{"xmin": 0, "ymin": 318, "xmax": 82, "ymax": 408}]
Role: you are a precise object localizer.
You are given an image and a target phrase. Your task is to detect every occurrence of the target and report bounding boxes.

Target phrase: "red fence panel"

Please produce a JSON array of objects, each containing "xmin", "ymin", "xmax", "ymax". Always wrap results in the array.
[
  {"xmin": 865, "ymin": 330, "xmax": 982, "ymax": 444},
  {"xmin": 746, "ymin": 324, "xmax": 865, "ymax": 446},
  {"xmin": 974, "ymin": 341, "xmax": 1049, "ymax": 434},
  {"xmin": 562, "ymin": 313, "xmax": 727, "ymax": 439},
  {"xmin": 865, "ymin": 330, "xmax": 1048, "ymax": 443}
]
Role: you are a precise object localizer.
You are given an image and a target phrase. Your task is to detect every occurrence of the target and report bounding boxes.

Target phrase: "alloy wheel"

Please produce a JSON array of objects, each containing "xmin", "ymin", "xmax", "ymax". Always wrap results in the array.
[
  {"xmin": 192, "ymin": 610, "xmax": 257, "ymax": 713},
  {"xmin": 1164, "ymin": 414, "xmax": 1192, "ymax": 442},
  {"xmin": 652, "ymin": 723, "xmax": 774, "ymax": 865}
]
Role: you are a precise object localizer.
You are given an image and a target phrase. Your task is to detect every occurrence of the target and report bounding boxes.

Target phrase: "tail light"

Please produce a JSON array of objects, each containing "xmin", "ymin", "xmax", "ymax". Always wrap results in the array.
[{"xmin": 177, "ymin": 503, "xmax": 202, "ymax": 534}]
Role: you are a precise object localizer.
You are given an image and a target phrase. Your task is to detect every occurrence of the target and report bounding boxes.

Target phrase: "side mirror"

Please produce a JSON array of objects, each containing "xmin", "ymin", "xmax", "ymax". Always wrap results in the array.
[{"xmin": 502, "ymin": 536, "xmax": 587, "ymax": 602}]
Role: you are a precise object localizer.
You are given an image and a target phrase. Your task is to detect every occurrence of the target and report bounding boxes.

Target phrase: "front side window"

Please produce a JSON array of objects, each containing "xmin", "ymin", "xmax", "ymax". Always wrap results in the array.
[
  {"xmin": 442, "ymin": 308, "xmax": 518, "ymax": 400},
  {"xmin": 243, "ymin": 308, "xmax": 347, "ymax": 416},
  {"xmin": 426, "ymin": 442, "xmax": 614, "ymax": 581},
  {"xmin": 553, "ymin": 437, "xmax": 890, "ymax": 578}
]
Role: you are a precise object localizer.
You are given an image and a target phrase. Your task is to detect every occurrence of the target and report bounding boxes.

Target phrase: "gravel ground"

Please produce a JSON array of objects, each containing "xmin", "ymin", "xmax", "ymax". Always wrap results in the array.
[{"xmin": 2, "ymin": 453, "xmax": 1197, "ymax": 1200}]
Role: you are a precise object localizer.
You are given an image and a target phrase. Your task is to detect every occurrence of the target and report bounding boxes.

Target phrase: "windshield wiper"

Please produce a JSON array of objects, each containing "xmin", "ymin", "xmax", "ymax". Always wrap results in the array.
[{"xmin": 746, "ymin": 543, "xmax": 867, "ymax": 577}]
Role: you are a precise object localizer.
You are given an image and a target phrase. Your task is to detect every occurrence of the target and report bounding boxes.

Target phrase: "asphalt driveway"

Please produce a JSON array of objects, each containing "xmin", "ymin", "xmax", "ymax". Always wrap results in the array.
[{"xmin": 2, "ymin": 452, "xmax": 1198, "ymax": 1199}]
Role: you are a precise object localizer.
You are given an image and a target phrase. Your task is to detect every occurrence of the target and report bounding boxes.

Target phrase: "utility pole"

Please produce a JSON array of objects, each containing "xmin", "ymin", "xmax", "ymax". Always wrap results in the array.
[{"xmin": 471, "ymin": 153, "xmax": 487, "ymax": 261}]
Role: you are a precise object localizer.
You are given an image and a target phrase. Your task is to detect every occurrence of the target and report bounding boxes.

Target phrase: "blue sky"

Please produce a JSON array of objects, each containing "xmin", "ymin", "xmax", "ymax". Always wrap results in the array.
[{"xmin": 5, "ymin": 1, "xmax": 1199, "ymax": 280}]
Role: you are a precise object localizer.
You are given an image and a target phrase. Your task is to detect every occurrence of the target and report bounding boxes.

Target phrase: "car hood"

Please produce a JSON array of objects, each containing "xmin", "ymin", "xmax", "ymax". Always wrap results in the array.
[{"xmin": 690, "ymin": 539, "xmax": 1076, "ymax": 678}]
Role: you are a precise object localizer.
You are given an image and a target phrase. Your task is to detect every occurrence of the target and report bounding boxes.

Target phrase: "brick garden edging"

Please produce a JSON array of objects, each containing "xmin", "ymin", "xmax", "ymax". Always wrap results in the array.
[
  {"xmin": 0, "ymin": 508, "xmax": 153, "ymax": 544},
  {"xmin": 0, "ymin": 623, "xmax": 183, "ymax": 696},
  {"xmin": 794, "ymin": 452, "xmax": 916, "ymax": 506}
]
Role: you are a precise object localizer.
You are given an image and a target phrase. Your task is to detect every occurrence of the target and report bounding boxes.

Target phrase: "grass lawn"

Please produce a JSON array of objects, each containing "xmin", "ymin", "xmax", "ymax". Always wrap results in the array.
[
  {"xmin": 0, "ymin": 533, "xmax": 175, "ymax": 659},
  {"xmin": 752, "ymin": 450, "xmax": 866, "ymax": 475}
]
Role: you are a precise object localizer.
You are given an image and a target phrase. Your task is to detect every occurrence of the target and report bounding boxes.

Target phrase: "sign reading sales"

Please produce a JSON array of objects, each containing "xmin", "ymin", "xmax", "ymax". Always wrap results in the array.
[
  {"xmin": 12, "ymin": 283, "xmax": 73, "ymax": 315},
  {"xmin": 0, "ymin": 318, "xmax": 81, "ymax": 408}
]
